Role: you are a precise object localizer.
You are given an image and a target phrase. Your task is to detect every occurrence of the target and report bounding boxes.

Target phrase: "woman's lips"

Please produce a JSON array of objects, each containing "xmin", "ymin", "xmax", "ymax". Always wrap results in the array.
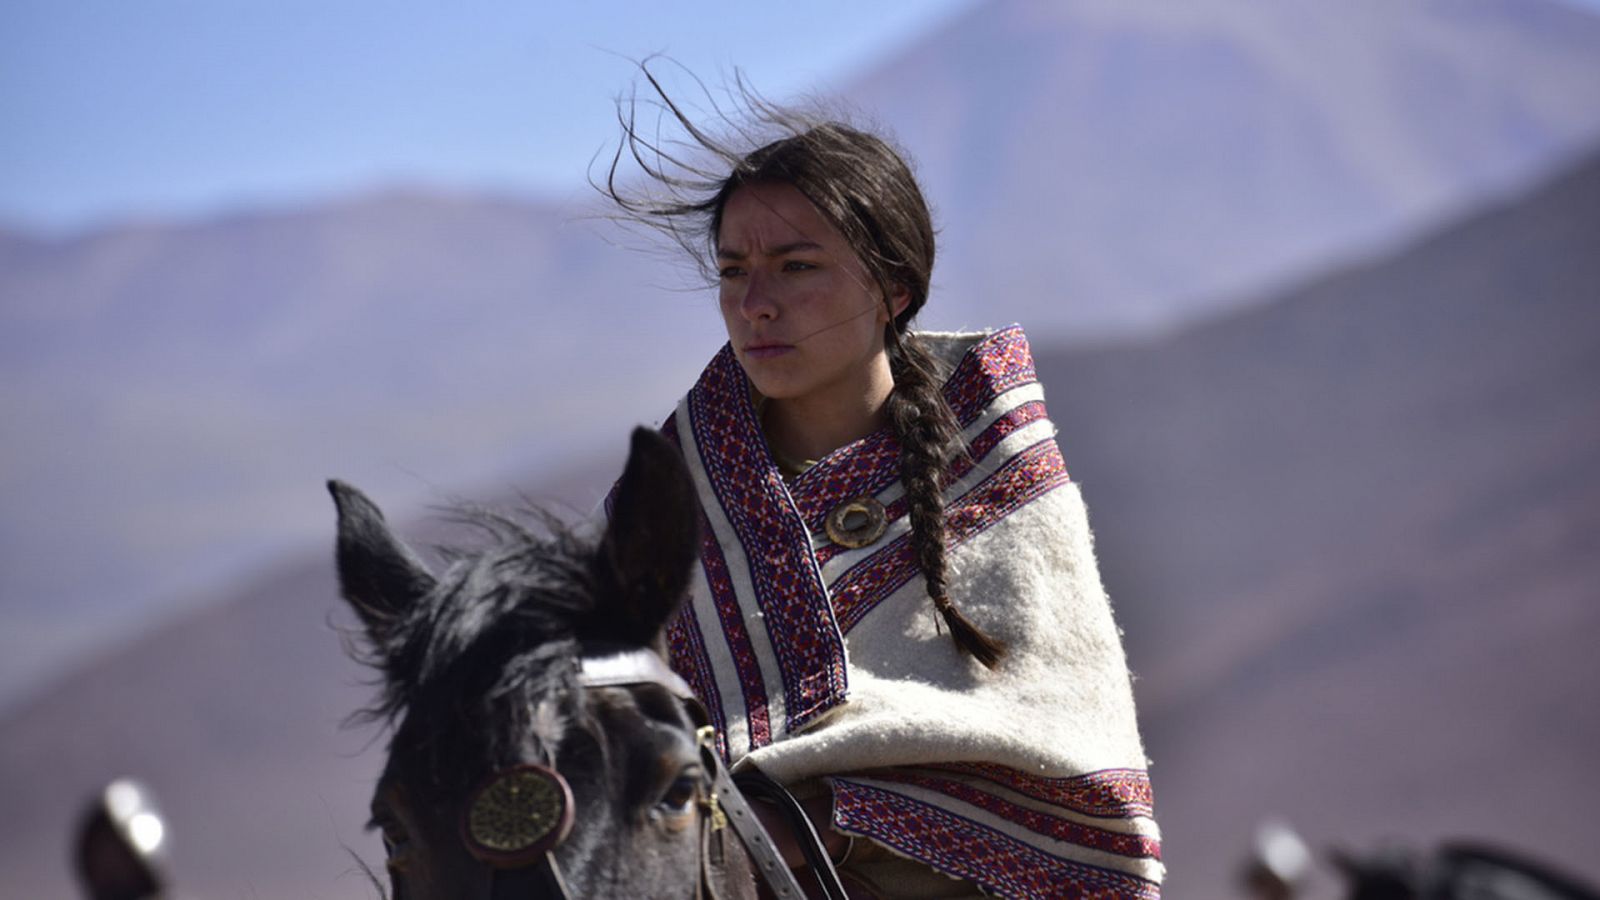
[{"xmin": 744, "ymin": 343, "xmax": 794, "ymax": 360}]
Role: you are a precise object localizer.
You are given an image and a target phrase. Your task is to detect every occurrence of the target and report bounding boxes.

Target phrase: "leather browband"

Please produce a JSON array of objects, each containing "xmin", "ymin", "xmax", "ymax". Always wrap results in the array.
[{"xmin": 580, "ymin": 648, "xmax": 696, "ymax": 698}]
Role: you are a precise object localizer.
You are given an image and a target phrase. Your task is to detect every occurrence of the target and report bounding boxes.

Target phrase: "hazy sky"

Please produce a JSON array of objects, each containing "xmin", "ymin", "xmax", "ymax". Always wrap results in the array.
[
  {"xmin": 8, "ymin": 0, "xmax": 1600, "ymax": 235},
  {"xmin": 0, "ymin": 0, "xmax": 975, "ymax": 233}
]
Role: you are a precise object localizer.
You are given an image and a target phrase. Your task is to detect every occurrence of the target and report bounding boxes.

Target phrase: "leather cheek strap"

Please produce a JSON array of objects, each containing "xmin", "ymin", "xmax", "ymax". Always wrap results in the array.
[
  {"xmin": 733, "ymin": 770, "xmax": 850, "ymax": 900},
  {"xmin": 701, "ymin": 741, "xmax": 810, "ymax": 900}
]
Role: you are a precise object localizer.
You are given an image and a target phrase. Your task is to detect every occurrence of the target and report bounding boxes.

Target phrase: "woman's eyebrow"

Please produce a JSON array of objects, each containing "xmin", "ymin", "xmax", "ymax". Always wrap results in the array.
[{"xmin": 717, "ymin": 240, "xmax": 823, "ymax": 260}]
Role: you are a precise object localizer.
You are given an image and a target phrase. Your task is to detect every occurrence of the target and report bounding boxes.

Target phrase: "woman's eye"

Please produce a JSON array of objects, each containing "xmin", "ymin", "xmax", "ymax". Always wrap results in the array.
[
  {"xmin": 782, "ymin": 260, "xmax": 815, "ymax": 272},
  {"xmin": 718, "ymin": 265, "xmax": 744, "ymax": 279}
]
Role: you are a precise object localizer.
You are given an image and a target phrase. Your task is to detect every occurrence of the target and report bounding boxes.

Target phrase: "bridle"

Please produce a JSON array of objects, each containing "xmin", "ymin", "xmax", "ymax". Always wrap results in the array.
[{"xmin": 459, "ymin": 648, "xmax": 849, "ymax": 900}]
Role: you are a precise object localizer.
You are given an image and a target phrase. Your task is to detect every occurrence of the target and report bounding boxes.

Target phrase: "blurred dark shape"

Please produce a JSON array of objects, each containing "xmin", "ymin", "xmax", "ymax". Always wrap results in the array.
[
  {"xmin": 1332, "ymin": 845, "xmax": 1422, "ymax": 900},
  {"xmin": 1240, "ymin": 822, "xmax": 1600, "ymax": 900},
  {"xmin": 1242, "ymin": 818, "xmax": 1313, "ymax": 900},
  {"xmin": 1428, "ymin": 843, "xmax": 1600, "ymax": 900},
  {"xmin": 73, "ymin": 779, "xmax": 168, "ymax": 900}
]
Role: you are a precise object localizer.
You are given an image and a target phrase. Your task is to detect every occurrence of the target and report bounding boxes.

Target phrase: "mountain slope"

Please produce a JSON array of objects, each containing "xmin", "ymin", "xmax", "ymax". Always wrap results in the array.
[
  {"xmin": 1034, "ymin": 142, "xmax": 1600, "ymax": 896},
  {"xmin": 0, "ymin": 189, "xmax": 729, "ymax": 706}
]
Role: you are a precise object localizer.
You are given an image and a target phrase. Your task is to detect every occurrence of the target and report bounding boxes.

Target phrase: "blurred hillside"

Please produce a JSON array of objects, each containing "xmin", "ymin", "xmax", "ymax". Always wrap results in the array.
[
  {"xmin": 3, "ymin": 133, "xmax": 1596, "ymax": 900},
  {"xmin": 5, "ymin": 0, "xmax": 1600, "ymax": 714},
  {"xmin": 0, "ymin": 191, "xmax": 729, "ymax": 708},
  {"xmin": 849, "ymin": 0, "xmax": 1600, "ymax": 335},
  {"xmin": 1038, "ymin": 142, "xmax": 1600, "ymax": 898}
]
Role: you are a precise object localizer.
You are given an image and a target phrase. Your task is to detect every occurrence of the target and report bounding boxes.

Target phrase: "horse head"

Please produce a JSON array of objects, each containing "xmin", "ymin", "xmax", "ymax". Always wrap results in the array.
[{"xmin": 331, "ymin": 427, "xmax": 750, "ymax": 899}]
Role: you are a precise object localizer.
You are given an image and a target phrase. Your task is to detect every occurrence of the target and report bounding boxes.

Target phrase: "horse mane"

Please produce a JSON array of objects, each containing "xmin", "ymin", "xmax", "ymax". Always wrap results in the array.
[{"xmin": 346, "ymin": 508, "xmax": 601, "ymax": 768}]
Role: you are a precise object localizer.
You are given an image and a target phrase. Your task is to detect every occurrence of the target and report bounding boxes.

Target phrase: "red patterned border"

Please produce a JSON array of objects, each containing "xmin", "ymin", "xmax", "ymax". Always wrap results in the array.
[
  {"xmin": 944, "ymin": 325, "xmax": 1036, "ymax": 426},
  {"xmin": 828, "ymin": 438, "xmax": 1071, "ymax": 633},
  {"xmin": 662, "ymin": 595, "xmax": 764, "ymax": 762},
  {"xmin": 953, "ymin": 400, "xmax": 1052, "ymax": 482},
  {"xmin": 654, "ymin": 416, "xmax": 733, "ymax": 760},
  {"xmin": 790, "ymin": 327, "xmax": 1040, "ymax": 534},
  {"xmin": 664, "ymin": 606, "xmax": 726, "ymax": 758},
  {"xmin": 811, "ymin": 398, "xmax": 1055, "ymax": 571},
  {"xmin": 927, "ymin": 763, "xmax": 1156, "ymax": 820},
  {"xmin": 832, "ymin": 779, "xmax": 1161, "ymax": 899},
  {"xmin": 851, "ymin": 769, "xmax": 1161, "ymax": 860},
  {"xmin": 790, "ymin": 429, "xmax": 901, "ymax": 532},
  {"xmin": 686, "ymin": 347, "xmax": 847, "ymax": 736},
  {"xmin": 698, "ymin": 511, "xmax": 773, "ymax": 754}
]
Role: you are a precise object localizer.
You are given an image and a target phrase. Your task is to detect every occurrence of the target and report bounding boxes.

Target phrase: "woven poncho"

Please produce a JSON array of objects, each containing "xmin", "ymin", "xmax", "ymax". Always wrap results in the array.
[{"xmin": 657, "ymin": 326, "xmax": 1164, "ymax": 898}]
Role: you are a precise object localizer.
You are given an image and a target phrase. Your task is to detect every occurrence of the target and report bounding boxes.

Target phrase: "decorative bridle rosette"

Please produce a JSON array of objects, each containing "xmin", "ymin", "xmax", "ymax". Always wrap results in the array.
[{"xmin": 461, "ymin": 764, "xmax": 575, "ymax": 868}]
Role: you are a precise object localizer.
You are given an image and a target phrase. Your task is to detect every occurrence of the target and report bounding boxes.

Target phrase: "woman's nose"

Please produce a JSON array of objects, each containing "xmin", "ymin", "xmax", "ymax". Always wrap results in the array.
[{"xmin": 738, "ymin": 272, "xmax": 778, "ymax": 321}]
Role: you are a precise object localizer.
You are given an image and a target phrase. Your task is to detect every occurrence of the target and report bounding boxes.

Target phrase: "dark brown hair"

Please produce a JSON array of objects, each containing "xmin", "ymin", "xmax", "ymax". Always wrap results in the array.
[{"xmin": 603, "ymin": 67, "xmax": 1005, "ymax": 668}]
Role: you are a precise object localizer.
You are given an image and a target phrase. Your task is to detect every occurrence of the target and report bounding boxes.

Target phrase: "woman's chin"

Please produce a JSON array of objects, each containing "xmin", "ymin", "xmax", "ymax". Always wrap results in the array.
[
  {"xmin": 751, "ymin": 382, "xmax": 803, "ymax": 403},
  {"xmin": 739, "ymin": 365, "xmax": 802, "ymax": 401}
]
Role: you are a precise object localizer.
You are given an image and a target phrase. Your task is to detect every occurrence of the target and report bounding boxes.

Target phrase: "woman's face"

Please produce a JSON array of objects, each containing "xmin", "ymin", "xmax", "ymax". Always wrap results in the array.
[{"xmin": 716, "ymin": 182, "xmax": 907, "ymax": 409}]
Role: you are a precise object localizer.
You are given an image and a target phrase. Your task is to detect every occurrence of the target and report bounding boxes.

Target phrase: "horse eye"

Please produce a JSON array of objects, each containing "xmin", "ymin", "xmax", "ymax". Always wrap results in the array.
[{"xmin": 658, "ymin": 770, "xmax": 701, "ymax": 815}]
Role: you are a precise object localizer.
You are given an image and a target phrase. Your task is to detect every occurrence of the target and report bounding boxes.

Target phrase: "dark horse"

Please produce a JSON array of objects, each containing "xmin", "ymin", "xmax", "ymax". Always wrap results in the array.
[{"xmin": 331, "ymin": 428, "xmax": 776, "ymax": 899}]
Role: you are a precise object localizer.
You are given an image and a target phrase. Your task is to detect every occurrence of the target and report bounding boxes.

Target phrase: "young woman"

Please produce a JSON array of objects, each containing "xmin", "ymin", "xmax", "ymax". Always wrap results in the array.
[{"xmin": 607, "ymin": 90, "xmax": 1164, "ymax": 899}]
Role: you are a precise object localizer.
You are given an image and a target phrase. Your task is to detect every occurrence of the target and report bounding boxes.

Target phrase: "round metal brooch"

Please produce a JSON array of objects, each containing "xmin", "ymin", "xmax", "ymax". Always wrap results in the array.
[
  {"xmin": 825, "ymin": 496, "xmax": 888, "ymax": 549},
  {"xmin": 461, "ymin": 763, "xmax": 575, "ymax": 868}
]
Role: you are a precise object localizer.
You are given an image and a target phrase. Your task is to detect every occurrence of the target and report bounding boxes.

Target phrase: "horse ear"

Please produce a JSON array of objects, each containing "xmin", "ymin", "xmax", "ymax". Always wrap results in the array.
[
  {"xmin": 591, "ymin": 428, "xmax": 701, "ymax": 645},
  {"xmin": 328, "ymin": 480, "xmax": 437, "ymax": 644}
]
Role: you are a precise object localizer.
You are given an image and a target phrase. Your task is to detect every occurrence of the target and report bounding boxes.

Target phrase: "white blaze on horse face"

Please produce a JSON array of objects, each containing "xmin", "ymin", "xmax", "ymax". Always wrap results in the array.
[{"xmin": 716, "ymin": 183, "xmax": 901, "ymax": 415}]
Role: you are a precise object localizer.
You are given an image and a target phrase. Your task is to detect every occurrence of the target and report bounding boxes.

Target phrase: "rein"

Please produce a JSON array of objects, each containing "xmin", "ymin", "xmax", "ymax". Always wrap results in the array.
[{"xmin": 462, "ymin": 648, "xmax": 847, "ymax": 900}]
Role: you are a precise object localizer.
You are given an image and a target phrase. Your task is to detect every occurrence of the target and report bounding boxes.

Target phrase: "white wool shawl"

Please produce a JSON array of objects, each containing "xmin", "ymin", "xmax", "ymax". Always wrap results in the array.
[{"xmin": 657, "ymin": 326, "xmax": 1164, "ymax": 897}]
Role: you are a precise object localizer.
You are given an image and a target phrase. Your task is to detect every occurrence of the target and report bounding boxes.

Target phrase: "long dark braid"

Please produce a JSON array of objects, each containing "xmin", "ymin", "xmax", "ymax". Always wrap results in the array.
[
  {"xmin": 603, "ymin": 64, "xmax": 1006, "ymax": 668},
  {"xmin": 884, "ymin": 329, "xmax": 1007, "ymax": 669}
]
